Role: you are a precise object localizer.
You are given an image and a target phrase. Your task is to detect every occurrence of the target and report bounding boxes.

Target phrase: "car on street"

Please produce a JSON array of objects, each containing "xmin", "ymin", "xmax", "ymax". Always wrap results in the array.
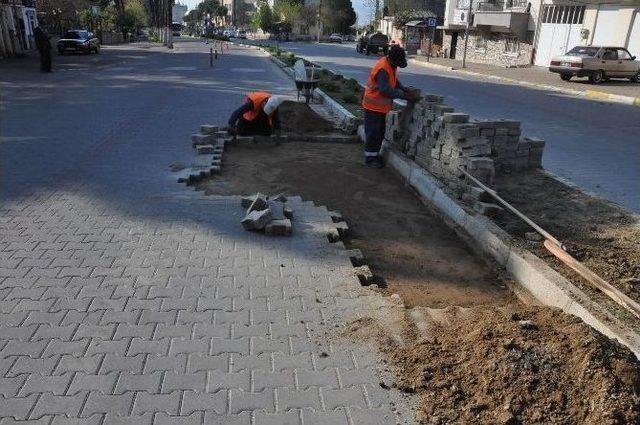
[
  {"xmin": 57, "ymin": 30, "xmax": 100, "ymax": 55},
  {"xmin": 328, "ymin": 33, "xmax": 343, "ymax": 43},
  {"xmin": 356, "ymin": 31, "xmax": 389, "ymax": 56},
  {"xmin": 549, "ymin": 45, "xmax": 640, "ymax": 84},
  {"xmin": 237, "ymin": 30, "xmax": 247, "ymax": 39}
]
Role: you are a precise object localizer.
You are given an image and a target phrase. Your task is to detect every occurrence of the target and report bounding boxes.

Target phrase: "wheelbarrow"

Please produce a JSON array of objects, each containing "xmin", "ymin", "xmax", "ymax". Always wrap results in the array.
[{"xmin": 293, "ymin": 59, "xmax": 320, "ymax": 104}]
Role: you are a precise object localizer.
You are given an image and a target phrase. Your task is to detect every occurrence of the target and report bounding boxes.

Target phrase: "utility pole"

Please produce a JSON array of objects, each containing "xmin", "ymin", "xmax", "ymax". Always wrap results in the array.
[
  {"xmin": 462, "ymin": 0, "xmax": 473, "ymax": 68},
  {"xmin": 316, "ymin": 0, "xmax": 322, "ymax": 43}
]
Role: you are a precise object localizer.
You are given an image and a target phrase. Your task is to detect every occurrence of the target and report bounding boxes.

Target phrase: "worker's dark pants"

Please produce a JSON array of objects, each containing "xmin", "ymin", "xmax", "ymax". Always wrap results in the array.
[
  {"xmin": 237, "ymin": 117, "xmax": 273, "ymax": 136},
  {"xmin": 40, "ymin": 49, "xmax": 52, "ymax": 72},
  {"xmin": 364, "ymin": 110, "xmax": 386, "ymax": 158}
]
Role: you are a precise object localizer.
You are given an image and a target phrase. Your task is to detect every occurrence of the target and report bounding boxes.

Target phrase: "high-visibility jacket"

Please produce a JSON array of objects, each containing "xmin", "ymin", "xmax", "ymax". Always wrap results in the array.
[
  {"xmin": 243, "ymin": 91, "xmax": 273, "ymax": 125},
  {"xmin": 362, "ymin": 57, "xmax": 397, "ymax": 113}
]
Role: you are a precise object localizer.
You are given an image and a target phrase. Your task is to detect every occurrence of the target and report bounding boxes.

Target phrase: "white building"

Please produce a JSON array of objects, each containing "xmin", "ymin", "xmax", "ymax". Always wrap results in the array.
[
  {"xmin": 440, "ymin": 0, "xmax": 639, "ymax": 67},
  {"xmin": 534, "ymin": 1, "xmax": 639, "ymax": 66},
  {"xmin": 0, "ymin": 0, "xmax": 38, "ymax": 58}
]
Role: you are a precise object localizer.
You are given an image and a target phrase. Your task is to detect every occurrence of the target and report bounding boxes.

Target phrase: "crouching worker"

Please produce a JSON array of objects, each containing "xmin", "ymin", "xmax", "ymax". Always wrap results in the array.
[
  {"xmin": 228, "ymin": 92, "xmax": 284, "ymax": 137},
  {"xmin": 362, "ymin": 45, "xmax": 420, "ymax": 168}
]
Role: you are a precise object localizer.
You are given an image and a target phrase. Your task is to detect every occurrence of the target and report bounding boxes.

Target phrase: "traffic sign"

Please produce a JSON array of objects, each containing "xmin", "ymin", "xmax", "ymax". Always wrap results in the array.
[{"xmin": 426, "ymin": 17, "xmax": 437, "ymax": 28}]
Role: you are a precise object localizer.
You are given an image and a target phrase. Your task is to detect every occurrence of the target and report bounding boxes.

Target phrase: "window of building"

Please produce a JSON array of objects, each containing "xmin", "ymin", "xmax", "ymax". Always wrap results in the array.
[
  {"xmin": 505, "ymin": 37, "xmax": 519, "ymax": 54},
  {"xmin": 542, "ymin": 5, "xmax": 585, "ymax": 24}
]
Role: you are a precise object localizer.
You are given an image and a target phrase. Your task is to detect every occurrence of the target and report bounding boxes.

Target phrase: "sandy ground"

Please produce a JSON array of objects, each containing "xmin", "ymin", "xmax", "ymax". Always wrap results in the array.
[
  {"xmin": 492, "ymin": 170, "xmax": 640, "ymax": 308},
  {"xmin": 198, "ymin": 141, "xmax": 511, "ymax": 308},
  {"xmin": 342, "ymin": 304, "xmax": 640, "ymax": 425},
  {"xmin": 196, "ymin": 104, "xmax": 640, "ymax": 424}
]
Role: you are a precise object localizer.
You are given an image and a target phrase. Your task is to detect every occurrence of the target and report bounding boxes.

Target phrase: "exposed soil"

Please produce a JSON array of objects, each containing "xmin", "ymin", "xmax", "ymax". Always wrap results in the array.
[
  {"xmin": 492, "ymin": 170, "xmax": 640, "ymax": 305},
  {"xmin": 343, "ymin": 304, "xmax": 640, "ymax": 425},
  {"xmin": 196, "ymin": 102, "xmax": 640, "ymax": 423},
  {"xmin": 197, "ymin": 141, "xmax": 511, "ymax": 308},
  {"xmin": 278, "ymin": 101, "xmax": 337, "ymax": 134}
]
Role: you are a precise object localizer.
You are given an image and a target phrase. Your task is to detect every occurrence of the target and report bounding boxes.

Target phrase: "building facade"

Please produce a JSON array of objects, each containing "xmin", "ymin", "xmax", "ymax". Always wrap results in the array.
[
  {"xmin": 0, "ymin": 0, "xmax": 38, "ymax": 58},
  {"xmin": 441, "ymin": 0, "xmax": 541, "ymax": 67},
  {"xmin": 440, "ymin": 0, "xmax": 639, "ymax": 67}
]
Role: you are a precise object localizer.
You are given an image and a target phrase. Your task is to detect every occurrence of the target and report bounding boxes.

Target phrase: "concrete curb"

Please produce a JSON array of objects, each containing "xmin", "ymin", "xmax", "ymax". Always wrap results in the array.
[
  {"xmin": 386, "ymin": 149, "xmax": 640, "ymax": 358},
  {"xmin": 409, "ymin": 58, "xmax": 640, "ymax": 107}
]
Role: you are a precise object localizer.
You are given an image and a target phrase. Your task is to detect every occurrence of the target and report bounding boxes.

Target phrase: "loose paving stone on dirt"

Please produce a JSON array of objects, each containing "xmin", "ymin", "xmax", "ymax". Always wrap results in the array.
[{"xmin": 0, "ymin": 189, "xmax": 415, "ymax": 424}]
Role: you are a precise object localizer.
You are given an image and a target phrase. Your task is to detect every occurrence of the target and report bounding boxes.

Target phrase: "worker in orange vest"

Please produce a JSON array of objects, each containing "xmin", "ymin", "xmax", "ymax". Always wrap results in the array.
[
  {"xmin": 228, "ymin": 92, "xmax": 284, "ymax": 136},
  {"xmin": 362, "ymin": 45, "xmax": 419, "ymax": 168}
]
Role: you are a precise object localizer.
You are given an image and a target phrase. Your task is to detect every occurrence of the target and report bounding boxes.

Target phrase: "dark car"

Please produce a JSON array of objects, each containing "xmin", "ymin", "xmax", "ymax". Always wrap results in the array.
[
  {"xmin": 357, "ymin": 31, "xmax": 389, "ymax": 56},
  {"xmin": 57, "ymin": 30, "xmax": 100, "ymax": 55}
]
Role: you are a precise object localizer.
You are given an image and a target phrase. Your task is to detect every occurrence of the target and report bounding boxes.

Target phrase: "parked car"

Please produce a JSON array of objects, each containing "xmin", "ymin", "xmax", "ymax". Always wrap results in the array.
[
  {"xmin": 344, "ymin": 34, "xmax": 356, "ymax": 42},
  {"xmin": 356, "ymin": 31, "xmax": 389, "ymax": 56},
  {"xmin": 237, "ymin": 30, "xmax": 247, "ymax": 39},
  {"xmin": 549, "ymin": 45, "xmax": 640, "ymax": 84},
  {"xmin": 57, "ymin": 30, "xmax": 100, "ymax": 55},
  {"xmin": 328, "ymin": 33, "xmax": 343, "ymax": 43}
]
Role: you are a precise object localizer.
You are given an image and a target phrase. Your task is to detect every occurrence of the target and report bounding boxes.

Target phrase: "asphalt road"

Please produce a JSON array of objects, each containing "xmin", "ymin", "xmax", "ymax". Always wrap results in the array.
[
  {"xmin": 0, "ymin": 38, "xmax": 293, "ymax": 202},
  {"xmin": 260, "ymin": 41, "xmax": 640, "ymax": 212}
]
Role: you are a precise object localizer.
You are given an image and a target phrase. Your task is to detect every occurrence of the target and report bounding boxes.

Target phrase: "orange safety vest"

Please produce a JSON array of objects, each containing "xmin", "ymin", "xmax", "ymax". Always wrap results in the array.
[
  {"xmin": 362, "ymin": 57, "xmax": 397, "ymax": 114},
  {"xmin": 243, "ymin": 91, "xmax": 273, "ymax": 125}
]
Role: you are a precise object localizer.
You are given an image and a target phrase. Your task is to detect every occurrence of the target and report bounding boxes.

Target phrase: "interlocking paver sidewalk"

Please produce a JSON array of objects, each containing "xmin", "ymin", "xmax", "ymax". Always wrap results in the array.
[{"xmin": 0, "ymin": 189, "xmax": 414, "ymax": 424}]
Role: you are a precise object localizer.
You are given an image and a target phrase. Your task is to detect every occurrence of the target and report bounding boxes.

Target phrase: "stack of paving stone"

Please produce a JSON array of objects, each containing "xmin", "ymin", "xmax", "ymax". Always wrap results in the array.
[
  {"xmin": 240, "ymin": 193, "xmax": 294, "ymax": 236},
  {"xmin": 383, "ymin": 94, "xmax": 546, "ymax": 217}
]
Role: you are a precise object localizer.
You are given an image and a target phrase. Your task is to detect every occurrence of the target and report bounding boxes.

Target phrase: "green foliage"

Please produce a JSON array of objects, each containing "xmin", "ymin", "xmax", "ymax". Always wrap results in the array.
[
  {"xmin": 121, "ymin": 0, "xmax": 148, "ymax": 34},
  {"xmin": 321, "ymin": 0, "xmax": 356, "ymax": 34},
  {"xmin": 273, "ymin": 0, "xmax": 302, "ymax": 25},
  {"xmin": 252, "ymin": 1, "xmax": 274, "ymax": 33}
]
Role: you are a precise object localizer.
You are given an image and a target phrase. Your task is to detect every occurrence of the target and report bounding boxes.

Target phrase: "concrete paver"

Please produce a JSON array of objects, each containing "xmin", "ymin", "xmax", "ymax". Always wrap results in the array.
[
  {"xmin": 0, "ymin": 39, "xmax": 415, "ymax": 424},
  {"xmin": 0, "ymin": 190, "xmax": 412, "ymax": 423}
]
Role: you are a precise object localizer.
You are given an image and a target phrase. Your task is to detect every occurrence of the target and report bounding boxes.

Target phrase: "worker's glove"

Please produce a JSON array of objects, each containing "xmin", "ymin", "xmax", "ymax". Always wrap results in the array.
[{"xmin": 403, "ymin": 88, "xmax": 421, "ymax": 102}]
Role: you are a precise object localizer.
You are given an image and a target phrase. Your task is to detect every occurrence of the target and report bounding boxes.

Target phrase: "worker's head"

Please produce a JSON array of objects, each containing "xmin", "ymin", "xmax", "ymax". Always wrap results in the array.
[
  {"xmin": 263, "ymin": 95, "xmax": 284, "ymax": 115},
  {"xmin": 387, "ymin": 45, "xmax": 407, "ymax": 68}
]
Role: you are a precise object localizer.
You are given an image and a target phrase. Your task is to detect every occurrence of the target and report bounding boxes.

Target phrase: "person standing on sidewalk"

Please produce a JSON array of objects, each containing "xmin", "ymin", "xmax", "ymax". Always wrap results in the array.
[
  {"xmin": 227, "ymin": 92, "xmax": 284, "ymax": 137},
  {"xmin": 362, "ymin": 45, "xmax": 419, "ymax": 168},
  {"xmin": 34, "ymin": 26, "xmax": 52, "ymax": 73}
]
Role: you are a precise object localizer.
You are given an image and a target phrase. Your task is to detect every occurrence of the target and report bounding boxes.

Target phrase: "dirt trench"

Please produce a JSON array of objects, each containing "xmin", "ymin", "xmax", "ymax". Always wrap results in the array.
[{"xmin": 197, "ymin": 103, "xmax": 640, "ymax": 424}]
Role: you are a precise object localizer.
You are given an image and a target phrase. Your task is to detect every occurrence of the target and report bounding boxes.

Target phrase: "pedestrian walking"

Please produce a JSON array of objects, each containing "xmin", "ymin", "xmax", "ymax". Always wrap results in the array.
[
  {"xmin": 34, "ymin": 26, "xmax": 52, "ymax": 73},
  {"xmin": 227, "ymin": 92, "xmax": 285, "ymax": 137},
  {"xmin": 361, "ymin": 45, "xmax": 420, "ymax": 168}
]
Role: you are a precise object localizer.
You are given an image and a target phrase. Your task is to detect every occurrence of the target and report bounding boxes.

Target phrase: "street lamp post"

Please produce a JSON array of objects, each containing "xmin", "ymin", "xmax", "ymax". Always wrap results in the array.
[{"xmin": 462, "ymin": 0, "xmax": 473, "ymax": 68}]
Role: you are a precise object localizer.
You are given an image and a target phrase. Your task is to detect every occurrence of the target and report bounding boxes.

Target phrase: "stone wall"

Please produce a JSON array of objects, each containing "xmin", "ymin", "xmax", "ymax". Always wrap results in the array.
[
  {"xmin": 384, "ymin": 95, "xmax": 545, "ymax": 193},
  {"xmin": 442, "ymin": 30, "xmax": 533, "ymax": 67}
]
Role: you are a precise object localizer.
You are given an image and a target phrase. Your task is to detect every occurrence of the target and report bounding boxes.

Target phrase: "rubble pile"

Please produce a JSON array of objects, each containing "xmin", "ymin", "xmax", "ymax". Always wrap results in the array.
[
  {"xmin": 384, "ymin": 95, "xmax": 546, "ymax": 216},
  {"xmin": 240, "ymin": 193, "xmax": 293, "ymax": 236}
]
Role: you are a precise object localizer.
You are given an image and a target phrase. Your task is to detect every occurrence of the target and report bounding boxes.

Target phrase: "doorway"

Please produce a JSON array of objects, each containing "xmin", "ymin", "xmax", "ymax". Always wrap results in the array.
[{"xmin": 450, "ymin": 32, "xmax": 458, "ymax": 58}]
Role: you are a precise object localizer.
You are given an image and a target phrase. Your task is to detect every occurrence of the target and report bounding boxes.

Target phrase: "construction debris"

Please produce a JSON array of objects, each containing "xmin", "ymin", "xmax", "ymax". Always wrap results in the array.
[{"xmin": 240, "ymin": 193, "xmax": 293, "ymax": 236}]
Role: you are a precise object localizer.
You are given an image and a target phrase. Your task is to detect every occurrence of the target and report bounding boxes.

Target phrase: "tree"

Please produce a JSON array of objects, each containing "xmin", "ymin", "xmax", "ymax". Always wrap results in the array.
[
  {"xmin": 120, "ymin": 0, "xmax": 149, "ymax": 34},
  {"xmin": 298, "ymin": 4, "xmax": 316, "ymax": 35},
  {"xmin": 251, "ymin": 1, "xmax": 274, "ymax": 33},
  {"xmin": 272, "ymin": 0, "xmax": 302, "ymax": 25},
  {"xmin": 320, "ymin": 0, "xmax": 356, "ymax": 34}
]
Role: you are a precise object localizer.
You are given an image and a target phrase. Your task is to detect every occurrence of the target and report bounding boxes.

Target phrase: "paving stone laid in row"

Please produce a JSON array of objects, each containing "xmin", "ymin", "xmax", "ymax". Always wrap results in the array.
[{"xmin": 0, "ymin": 189, "xmax": 415, "ymax": 424}]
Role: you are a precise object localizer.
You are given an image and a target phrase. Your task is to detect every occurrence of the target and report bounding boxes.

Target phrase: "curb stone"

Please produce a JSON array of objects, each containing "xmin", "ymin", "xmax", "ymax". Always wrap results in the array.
[{"xmin": 409, "ymin": 58, "xmax": 640, "ymax": 108}]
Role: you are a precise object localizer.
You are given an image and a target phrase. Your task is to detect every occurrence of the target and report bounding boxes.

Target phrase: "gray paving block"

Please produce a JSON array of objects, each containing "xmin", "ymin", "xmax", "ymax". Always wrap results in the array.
[
  {"xmin": 81, "ymin": 392, "xmax": 135, "ymax": 416},
  {"xmin": 254, "ymin": 410, "xmax": 300, "ymax": 425},
  {"xmin": 30, "ymin": 392, "xmax": 87, "ymax": 418},
  {"xmin": 302, "ymin": 408, "xmax": 349, "ymax": 425},
  {"xmin": 0, "ymin": 394, "xmax": 38, "ymax": 420},
  {"xmin": 229, "ymin": 389, "xmax": 275, "ymax": 414},
  {"xmin": 132, "ymin": 391, "xmax": 180, "ymax": 415},
  {"xmin": 20, "ymin": 373, "xmax": 73, "ymax": 396},
  {"xmin": 180, "ymin": 390, "xmax": 227, "ymax": 415}
]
